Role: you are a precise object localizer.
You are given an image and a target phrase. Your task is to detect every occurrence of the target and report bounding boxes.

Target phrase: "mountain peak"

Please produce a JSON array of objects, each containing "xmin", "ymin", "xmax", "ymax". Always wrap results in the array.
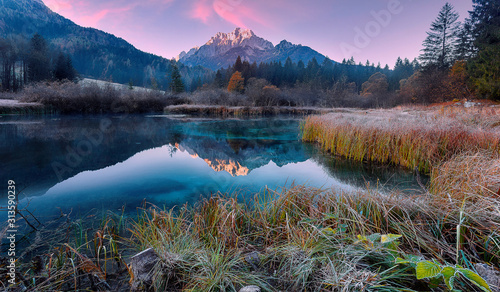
[
  {"xmin": 178, "ymin": 28, "xmax": 327, "ymax": 70},
  {"xmin": 276, "ymin": 40, "xmax": 296, "ymax": 51},
  {"xmin": 231, "ymin": 27, "xmax": 255, "ymax": 38},
  {"xmin": 206, "ymin": 27, "xmax": 260, "ymax": 46}
]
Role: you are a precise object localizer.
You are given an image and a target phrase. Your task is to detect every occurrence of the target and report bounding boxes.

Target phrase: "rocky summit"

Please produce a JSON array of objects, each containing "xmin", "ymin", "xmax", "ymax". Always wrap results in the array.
[{"xmin": 178, "ymin": 28, "xmax": 328, "ymax": 70}]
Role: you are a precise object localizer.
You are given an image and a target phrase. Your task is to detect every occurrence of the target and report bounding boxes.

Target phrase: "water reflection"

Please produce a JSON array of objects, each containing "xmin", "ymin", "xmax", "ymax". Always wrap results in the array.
[{"xmin": 0, "ymin": 115, "xmax": 426, "ymax": 221}]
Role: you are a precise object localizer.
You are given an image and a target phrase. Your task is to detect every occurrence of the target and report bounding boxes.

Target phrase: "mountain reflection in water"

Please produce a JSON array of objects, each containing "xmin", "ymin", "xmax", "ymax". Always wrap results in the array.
[{"xmin": 0, "ymin": 115, "xmax": 426, "ymax": 221}]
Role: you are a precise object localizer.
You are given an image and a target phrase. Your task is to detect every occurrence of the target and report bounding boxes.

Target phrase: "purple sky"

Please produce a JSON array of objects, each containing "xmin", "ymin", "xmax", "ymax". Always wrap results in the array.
[{"xmin": 42, "ymin": 0, "xmax": 473, "ymax": 67}]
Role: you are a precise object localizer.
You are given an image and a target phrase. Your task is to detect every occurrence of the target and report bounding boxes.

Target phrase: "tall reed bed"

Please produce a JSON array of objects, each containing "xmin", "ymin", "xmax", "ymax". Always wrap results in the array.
[
  {"xmin": 301, "ymin": 108, "xmax": 500, "ymax": 172},
  {"xmin": 165, "ymin": 104, "xmax": 332, "ymax": 117}
]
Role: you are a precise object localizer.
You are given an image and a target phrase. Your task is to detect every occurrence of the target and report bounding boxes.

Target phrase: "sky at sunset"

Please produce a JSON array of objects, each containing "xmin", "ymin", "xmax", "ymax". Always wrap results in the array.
[{"xmin": 41, "ymin": 0, "xmax": 473, "ymax": 67}]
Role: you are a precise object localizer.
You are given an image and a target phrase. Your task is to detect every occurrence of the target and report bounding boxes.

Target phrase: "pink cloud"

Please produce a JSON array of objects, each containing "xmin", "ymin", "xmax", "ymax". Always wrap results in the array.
[
  {"xmin": 43, "ymin": 0, "xmax": 74, "ymax": 14},
  {"xmin": 213, "ymin": 0, "xmax": 248, "ymax": 28},
  {"xmin": 190, "ymin": 0, "xmax": 272, "ymax": 28},
  {"xmin": 79, "ymin": 9, "xmax": 110, "ymax": 27},
  {"xmin": 191, "ymin": 0, "xmax": 213, "ymax": 23}
]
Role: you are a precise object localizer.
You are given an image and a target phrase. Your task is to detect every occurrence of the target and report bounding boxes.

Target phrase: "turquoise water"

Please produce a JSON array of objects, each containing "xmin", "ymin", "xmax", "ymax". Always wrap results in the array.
[{"xmin": 1, "ymin": 114, "xmax": 425, "ymax": 222}]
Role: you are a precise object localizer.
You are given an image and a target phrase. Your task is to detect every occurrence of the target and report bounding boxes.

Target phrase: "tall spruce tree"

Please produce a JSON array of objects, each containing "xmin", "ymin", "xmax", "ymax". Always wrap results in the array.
[
  {"xmin": 455, "ymin": 20, "xmax": 477, "ymax": 60},
  {"xmin": 419, "ymin": 3, "xmax": 460, "ymax": 69},
  {"xmin": 169, "ymin": 62, "xmax": 184, "ymax": 93},
  {"xmin": 54, "ymin": 52, "xmax": 77, "ymax": 81},
  {"xmin": 28, "ymin": 33, "xmax": 51, "ymax": 82},
  {"xmin": 468, "ymin": 0, "xmax": 500, "ymax": 100}
]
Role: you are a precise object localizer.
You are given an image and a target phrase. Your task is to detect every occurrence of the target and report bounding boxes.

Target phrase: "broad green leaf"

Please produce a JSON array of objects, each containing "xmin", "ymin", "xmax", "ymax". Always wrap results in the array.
[
  {"xmin": 441, "ymin": 266, "xmax": 456, "ymax": 290},
  {"xmin": 381, "ymin": 234, "xmax": 402, "ymax": 244},
  {"xmin": 338, "ymin": 224, "xmax": 348, "ymax": 233},
  {"xmin": 457, "ymin": 268, "xmax": 492, "ymax": 292},
  {"xmin": 416, "ymin": 261, "xmax": 441, "ymax": 280}
]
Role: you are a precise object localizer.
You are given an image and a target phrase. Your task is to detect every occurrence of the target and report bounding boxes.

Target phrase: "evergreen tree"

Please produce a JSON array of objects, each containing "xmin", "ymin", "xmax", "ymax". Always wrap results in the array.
[
  {"xmin": 54, "ymin": 52, "xmax": 77, "ymax": 81},
  {"xmin": 169, "ymin": 62, "xmax": 185, "ymax": 93},
  {"xmin": 419, "ymin": 3, "xmax": 460, "ymax": 69},
  {"xmin": 233, "ymin": 56, "xmax": 243, "ymax": 73},
  {"xmin": 455, "ymin": 20, "xmax": 477, "ymax": 60},
  {"xmin": 468, "ymin": 0, "xmax": 500, "ymax": 100},
  {"xmin": 214, "ymin": 69, "xmax": 224, "ymax": 88},
  {"xmin": 28, "ymin": 33, "xmax": 51, "ymax": 82}
]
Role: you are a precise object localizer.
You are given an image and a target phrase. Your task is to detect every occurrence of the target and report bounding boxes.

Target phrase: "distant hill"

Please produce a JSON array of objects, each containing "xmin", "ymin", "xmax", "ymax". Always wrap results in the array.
[
  {"xmin": 0, "ymin": 0, "xmax": 211, "ymax": 89},
  {"xmin": 178, "ymin": 28, "xmax": 329, "ymax": 70}
]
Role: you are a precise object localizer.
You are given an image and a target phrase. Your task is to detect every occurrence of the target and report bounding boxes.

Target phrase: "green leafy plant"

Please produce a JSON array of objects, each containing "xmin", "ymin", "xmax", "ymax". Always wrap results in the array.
[{"xmin": 396, "ymin": 257, "xmax": 492, "ymax": 291}]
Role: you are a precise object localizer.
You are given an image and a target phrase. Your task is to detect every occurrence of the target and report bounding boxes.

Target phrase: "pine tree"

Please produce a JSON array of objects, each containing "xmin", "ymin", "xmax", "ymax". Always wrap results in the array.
[
  {"xmin": 455, "ymin": 20, "xmax": 477, "ymax": 60},
  {"xmin": 233, "ymin": 56, "xmax": 243, "ymax": 73},
  {"xmin": 54, "ymin": 52, "xmax": 77, "ymax": 81},
  {"xmin": 28, "ymin": 33, "xmax": 51, "ymax": 82},
  {"xmin": 419, "ymin": 3, "xmax": 460, "ymax": 69},
  {"xmin": 467, "ymin": 0, "xmax": 500, "ymax": 100},
  {"xmin": 214, "ymin": 70, "xmax": 224, "ymax": 88},
  {"xmin": 169, "ymin": 62, "xmax": 184, "ymax": 93},
  {"xmin": 227, "ymin": 71, "xmax": 245, "ymax": 93}
]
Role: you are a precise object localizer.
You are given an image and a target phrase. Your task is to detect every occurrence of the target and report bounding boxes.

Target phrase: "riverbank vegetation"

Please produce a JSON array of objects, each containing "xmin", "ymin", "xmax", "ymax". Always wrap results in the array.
[
  {"xmin": 302, "ymin": 106, "xmax": 500, "ymax": 173},
  {"xmin": 11, "ymin": 81, "xmax": 187, "ymax": 114}
]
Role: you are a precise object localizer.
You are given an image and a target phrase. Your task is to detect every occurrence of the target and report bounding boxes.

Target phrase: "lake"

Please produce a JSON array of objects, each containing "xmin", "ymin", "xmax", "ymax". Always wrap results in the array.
[{"xmin": 1, "ymin": 114, "xmax": 425, "ymax": 223}]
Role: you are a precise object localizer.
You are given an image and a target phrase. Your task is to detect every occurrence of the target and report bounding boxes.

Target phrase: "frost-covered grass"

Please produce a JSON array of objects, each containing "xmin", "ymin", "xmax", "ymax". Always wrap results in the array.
[
  {"xmin": 127, "ymin": 165, "xmax": 500, "ymax": 291},
  {"xmin": 17, "ymin": 81, "xmax": 186, "ymax": 114},
  {"xmin": 165, "ymin": 104, "xmax": 335, "ymax": 117},
  {"xmin": 302, "ymin": 107, "xmax": 500, "ymax": 173}
]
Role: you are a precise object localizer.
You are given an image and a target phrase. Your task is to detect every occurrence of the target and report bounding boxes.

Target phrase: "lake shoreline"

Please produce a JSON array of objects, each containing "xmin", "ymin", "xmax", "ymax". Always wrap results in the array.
[{"xmin": 0, "ymin": 99, "xmax": 46, "ymax": 115}]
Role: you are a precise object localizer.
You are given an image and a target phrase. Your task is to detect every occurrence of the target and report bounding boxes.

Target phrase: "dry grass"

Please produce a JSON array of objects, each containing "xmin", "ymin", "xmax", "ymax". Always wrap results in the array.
[
  {"xmin": 302, "ymin": 107, "xmax": 500, "ymax": 172},
  {"xmin": 165, "ymin": 104, "xmax": 334, "ymax": 117},
  {"xmin": 125, "ymin": 175, "xmax": 500, "ymax": 291},
  {"xmin": 16, "ymin": 81, "xmax": 187, "ymax": 114},
  {"xmin": 431, "ymin": 151, "xmax": 500, "ymax": 201}
]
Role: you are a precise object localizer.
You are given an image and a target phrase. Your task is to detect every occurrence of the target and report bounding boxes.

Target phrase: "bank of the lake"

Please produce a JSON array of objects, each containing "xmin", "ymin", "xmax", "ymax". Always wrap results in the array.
[
  {"xmin": 0, "ymin": 99, "xmax": 46, "ymax": 115},
  {"xmin": 164, "ymin": 104, "xmax": 338, "ymax": 117}
]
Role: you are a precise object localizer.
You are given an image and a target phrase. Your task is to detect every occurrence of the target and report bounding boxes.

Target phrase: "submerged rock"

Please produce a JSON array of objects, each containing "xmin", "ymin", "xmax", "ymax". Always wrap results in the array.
[{"xmin": 130, "ymin": 248, "xmax": 160, "ymax": 291}]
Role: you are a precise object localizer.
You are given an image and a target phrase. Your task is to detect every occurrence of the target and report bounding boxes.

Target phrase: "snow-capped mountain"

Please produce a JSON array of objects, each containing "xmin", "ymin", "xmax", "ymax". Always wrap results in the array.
[{"xmin": 178, "ymin": 28, "xmax": 328, "ymax": 70}]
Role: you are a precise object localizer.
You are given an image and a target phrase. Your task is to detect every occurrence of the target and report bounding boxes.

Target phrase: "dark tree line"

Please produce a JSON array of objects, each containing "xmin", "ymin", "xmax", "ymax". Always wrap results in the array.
[
  {"xmin": 212, "ymin": 55, "xmax": 418, "ymax": 94},
  {"xmin": 412, "ymin": 1, "xmax": 500, "ymax": 102},
  {"xmin": 0, "ymin": 33, "xmax": 77, "ymax": 91}
]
